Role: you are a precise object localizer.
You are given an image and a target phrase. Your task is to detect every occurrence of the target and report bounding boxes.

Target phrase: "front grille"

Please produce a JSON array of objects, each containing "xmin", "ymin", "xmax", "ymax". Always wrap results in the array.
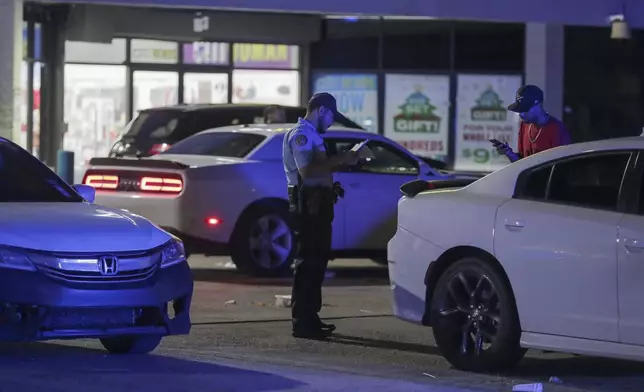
[
  {"xmin": 31, "ymin": 247, "xmax": 163, "ymax": 284},
  {"xmin": 37, "ymin": 264, "xmax": 158, "ymax": 283}
]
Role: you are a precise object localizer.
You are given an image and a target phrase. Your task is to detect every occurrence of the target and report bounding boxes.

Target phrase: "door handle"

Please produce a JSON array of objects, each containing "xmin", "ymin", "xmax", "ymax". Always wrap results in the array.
[
  {"xmin": 504, "ymin": 219, "xmax": 525, "ymax": 230},
  {"xmin": 624, "ymin": 238, "xmax": 644, "ymax": 253}
]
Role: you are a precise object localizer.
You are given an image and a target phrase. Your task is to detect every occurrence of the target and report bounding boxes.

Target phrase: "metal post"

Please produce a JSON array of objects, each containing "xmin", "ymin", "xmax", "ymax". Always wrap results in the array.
[
  {"xmin": 26, "ymin": 18, "xmax": 35, "ymax": 154},
  {"xmin": 56, "ymin": 149, "xmax": 74, "ymax": 184}
]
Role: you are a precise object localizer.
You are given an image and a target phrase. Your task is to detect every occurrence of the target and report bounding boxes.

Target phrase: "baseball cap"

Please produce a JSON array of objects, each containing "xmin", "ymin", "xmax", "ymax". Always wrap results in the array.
[
  {"xmin": 507, "ymin": 85, "xmax": 544, "ymax": 113},
  {"xmin": 308, "ymin": 92, "xmax": 345, "ymax": 121}
]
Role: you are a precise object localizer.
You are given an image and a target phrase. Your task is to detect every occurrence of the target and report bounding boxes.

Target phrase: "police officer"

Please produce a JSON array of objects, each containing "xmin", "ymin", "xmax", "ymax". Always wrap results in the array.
[{"xmin": 283, "ymin": 92, "xmax": 359, "ymax": 339}]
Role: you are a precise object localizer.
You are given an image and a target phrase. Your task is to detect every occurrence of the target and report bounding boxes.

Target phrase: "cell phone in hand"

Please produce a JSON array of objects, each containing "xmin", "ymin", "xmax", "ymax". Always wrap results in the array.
[
  {"xmin": 351, "ymin": 139, "xmax": 369, "ymax": 152},
  {"xmin": 489, "ymin": 139, "xmax": 503, "ymax": 147}
]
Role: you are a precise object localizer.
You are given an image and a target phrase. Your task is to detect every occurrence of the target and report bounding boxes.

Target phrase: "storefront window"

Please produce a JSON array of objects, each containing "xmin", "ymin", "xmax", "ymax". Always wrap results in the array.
[
  {"xmin": 383, "ymin": 74, "xmax": 451, "ymax": 160},
  {"xmin": 233, "ymin": 43, "xmax": 299, "ymax": 69},
  {"xmin": 63, "ymin": 64, "xmax": 127, "ymax": 179},
  {"xmin": 130, "ymin": 39, "xmax": 178, "ymax": 64},
  {"xmin": 183, "ymin": 73, "xmax": 228, "ymax": 104},
  {"xmin": 312, "ymin": 73, "xmax": 378, "ymax": 133},
  {"xmin": 65, "ymin": 39, "xmax": 127, "ymax": 64},
  {"xmin": 232, "ymin": 70, "xmax": 299, "ymax": 106},
  {"xmin": 183, "ymin": 42, "xmax": 229, "ymax": 65},
  {"xmin": 133, "ymin": 71, "xmax": 179, "ymax": 112}
]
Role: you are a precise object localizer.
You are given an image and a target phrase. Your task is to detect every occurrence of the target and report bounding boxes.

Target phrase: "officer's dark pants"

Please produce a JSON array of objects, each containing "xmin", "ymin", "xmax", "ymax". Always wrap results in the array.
[{"xmin": 290, "ymin": 186, "xmax": 334, "ymax": 328}]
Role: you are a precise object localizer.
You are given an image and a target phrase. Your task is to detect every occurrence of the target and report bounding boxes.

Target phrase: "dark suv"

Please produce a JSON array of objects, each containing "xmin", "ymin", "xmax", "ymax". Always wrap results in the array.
[{"xmin": 109, "ymin": 104, "xmax": 363, "ymax": 158}]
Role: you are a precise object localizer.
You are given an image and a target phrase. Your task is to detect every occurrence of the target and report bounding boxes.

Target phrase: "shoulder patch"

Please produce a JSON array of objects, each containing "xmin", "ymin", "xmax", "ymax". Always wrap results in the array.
[{"xmin": 294, "ymin": 134, "xmax": 308, "ymax": 146}]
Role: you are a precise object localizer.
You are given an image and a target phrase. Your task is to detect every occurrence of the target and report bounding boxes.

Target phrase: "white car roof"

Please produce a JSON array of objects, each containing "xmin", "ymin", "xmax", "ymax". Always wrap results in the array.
[
  {"xmin": 196, "ymin": 123, "xmax": 384, "ymax": 140},
  {"xmin": 466, "ymin": 136, "xmax": 644, "ymax": 198}
]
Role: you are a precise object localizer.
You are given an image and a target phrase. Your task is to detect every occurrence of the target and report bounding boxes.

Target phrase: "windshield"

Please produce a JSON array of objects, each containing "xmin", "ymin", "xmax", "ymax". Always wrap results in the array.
[
  {"xmin": 124, "ymin": 111, "xmax": 183, "ymax": 140},
  {"xmin": 163, "ymin": 132, "xmax": 266, "ymax": 158},
  {"xmin": 0, "ymin": 141, "xmax": 83, "ymax": 202}
]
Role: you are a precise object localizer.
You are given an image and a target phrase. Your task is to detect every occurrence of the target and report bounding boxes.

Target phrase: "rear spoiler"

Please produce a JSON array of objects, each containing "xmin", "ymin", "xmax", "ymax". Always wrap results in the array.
[
  {"xmin": 87, "ymin": 157, "xmax": 189, "ymax": 170},
  {"xmin": 400, "ymin": 178, "xmax": 478, "ymax": 198}
]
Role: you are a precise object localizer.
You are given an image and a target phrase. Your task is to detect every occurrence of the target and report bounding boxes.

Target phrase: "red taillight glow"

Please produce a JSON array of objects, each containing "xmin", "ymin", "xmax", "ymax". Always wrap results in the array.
[
  {"xmin": 206, "ymin": 217, "xmax": 220, "ymax": 226},
  {"xmin": 148, "ymin": 143, "xmax": 171, "ymax": 155},
  {"xmin": 140, "ymin": 176, "xmax": 183, "ymax": 193},
  {"xmin": 84, "ymin": 174, "xmax": 119, "ymax": 189}
]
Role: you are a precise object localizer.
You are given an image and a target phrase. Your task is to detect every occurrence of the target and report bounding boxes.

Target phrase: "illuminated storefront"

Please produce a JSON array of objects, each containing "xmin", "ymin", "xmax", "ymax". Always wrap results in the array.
[{"xmin": 61, "ymin": 39, "xmax": 300, "ymax": 170}]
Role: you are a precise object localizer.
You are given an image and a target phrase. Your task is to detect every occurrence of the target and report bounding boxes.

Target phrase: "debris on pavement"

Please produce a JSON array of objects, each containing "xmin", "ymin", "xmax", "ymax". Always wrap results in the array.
[
  {"xmin": 422, "ymin": 372, "xmax": 436, "ymax": 378},
  {"xmin": 274, "ymin": 294, "xmax": 292, "ymax": 308},
  {"xmin": 549, "ymin": 376, "xmax": 563, "ymax": 384},
  {"xmin": 359, "ymin": 309, "xmax": 374, "ymax": 314},
  {"xmin": 512, "ymin": 383, "xmax": 543, "ymax": 392},
  {"xmin": 224, "ymin": 299, "xmax": 236, "ymax": 305}
]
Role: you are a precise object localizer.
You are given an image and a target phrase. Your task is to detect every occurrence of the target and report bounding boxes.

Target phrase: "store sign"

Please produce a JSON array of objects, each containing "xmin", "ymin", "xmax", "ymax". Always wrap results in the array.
[
  {"xmin": 233, "ymin": 43, "xmax": 299, "ymax": 69},
  {"xmin": 454, "ymin": 74, "xmax": 522, "ymax": 172},
  {"xmin": 130, "ymin": 39, "xmax": 178, "ymax": 64},
  {"xmin": 312, "ymin": 73, "xmax": 378, "ymax": 133},
  {"xmin": 183, "ymin": 42, "xmax": 229, "ymax": 65},
  {"xmin": 384, "ymin": 74, "xmax": 450, "ymax": 160},
  {"xmin": 232, "ymin": 70, "xmax": 299, "ymax": 106}
]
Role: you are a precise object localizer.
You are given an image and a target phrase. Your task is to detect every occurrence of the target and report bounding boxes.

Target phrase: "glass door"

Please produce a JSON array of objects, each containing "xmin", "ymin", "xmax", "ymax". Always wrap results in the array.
[
  {"xmin": 132, "ymin": 70, "xmax": 179, "ymax": 113},
  {"xmin": 183, "ymin": 72, "xmax": 228, "ymax": 104}
]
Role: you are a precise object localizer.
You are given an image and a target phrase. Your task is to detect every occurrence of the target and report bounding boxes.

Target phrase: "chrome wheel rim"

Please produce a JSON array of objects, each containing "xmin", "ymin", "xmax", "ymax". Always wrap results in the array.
[
  {"xmin": 437, "ymin": 270, "xmax": 501, "ymax": 356},
  {"xmin": 248, "ymin": 214, "xmax": 293, "ymax": 269}
]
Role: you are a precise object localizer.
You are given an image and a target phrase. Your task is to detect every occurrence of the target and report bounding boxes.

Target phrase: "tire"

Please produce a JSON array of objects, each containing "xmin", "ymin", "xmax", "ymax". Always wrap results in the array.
[
  {"xmin": 100, "ymin": 335, "xmax": 162, "ymax": 354},
  {"xmin": 230, "ymin": 201, "xmax": 295, "ymax": 277},
  {"xmin": 430, "ymin": 257, "xmax": 526, "ymax": 372}
]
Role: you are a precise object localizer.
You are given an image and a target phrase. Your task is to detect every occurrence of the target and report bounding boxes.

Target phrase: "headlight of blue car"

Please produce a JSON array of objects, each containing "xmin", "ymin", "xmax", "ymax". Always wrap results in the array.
[
  {"xmin": 160, "ymin": 239, "xmax": 186, "ymax": 268},
  {"xmin": 0, "ymin": 247, "xmax": 37, "ymax": 271}
]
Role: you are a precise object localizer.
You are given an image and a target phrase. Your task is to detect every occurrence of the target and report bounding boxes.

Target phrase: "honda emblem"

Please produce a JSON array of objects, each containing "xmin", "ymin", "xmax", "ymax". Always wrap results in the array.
[{"xmin": 98, "ymin": 256, "xmax": 119, "ymax": 276}]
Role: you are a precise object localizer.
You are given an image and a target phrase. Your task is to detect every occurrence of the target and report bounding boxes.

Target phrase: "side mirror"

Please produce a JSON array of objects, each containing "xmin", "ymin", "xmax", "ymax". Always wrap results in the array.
[{"xmin": 73, "ymin": 184, "xmax": 96, "ymax": 203}]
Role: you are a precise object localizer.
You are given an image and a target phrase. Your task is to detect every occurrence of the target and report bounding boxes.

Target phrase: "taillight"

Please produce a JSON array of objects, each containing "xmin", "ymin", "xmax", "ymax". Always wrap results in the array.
[
  {"xmin": 141, "ymin": 176, "xmax": 183, "ymax": 193},
  {"xmin": 83, "ymin": 174, "xmax": 119, "ymax": 189},
  {"xmin": 148, "ymin": 143, "xmax": 171, "ymax": 155},
  {"xmin": 206, "ymin": 217, "xmax": 220, "ymax": 226}
]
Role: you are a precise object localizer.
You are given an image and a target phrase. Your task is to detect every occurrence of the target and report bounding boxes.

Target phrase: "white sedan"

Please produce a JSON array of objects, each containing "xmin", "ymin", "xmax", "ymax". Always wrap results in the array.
[
  {"xmin": 83, "ymin": 123, "xmax": 459, "ymax": 276},
  {"xmin": 388, "ymin": 136, "xmax": 644, "ymax": 372}
]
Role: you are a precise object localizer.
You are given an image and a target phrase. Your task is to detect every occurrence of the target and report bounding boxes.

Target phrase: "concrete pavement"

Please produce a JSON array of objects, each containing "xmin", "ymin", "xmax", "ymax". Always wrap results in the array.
[{"xmin": 1, "ymin": 257, "xmax": 644, "ymax": 392}]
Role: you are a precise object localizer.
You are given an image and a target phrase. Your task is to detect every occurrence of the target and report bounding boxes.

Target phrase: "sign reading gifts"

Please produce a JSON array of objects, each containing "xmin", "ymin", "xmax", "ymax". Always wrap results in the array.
[
  {"xmin": 233, "ymin": 43, "xmax": 299, "ymax": 69},
  {"xmin": 384, "ymin": 74, "xmax": 450, "ymax": 161},
  {"xmin": 312, "ymin": 73, "xmax": 378, "ymax": 133},
  {"xmin": 454, "ymin": 74, "xmax": 522, "ymax": 172}
]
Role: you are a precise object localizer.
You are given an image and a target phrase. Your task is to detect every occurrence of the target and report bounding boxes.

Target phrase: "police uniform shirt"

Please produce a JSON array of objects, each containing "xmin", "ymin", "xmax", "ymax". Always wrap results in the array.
[{"xmin": 283, "ymin": 118, "xmax": 333, "ymax": 187}]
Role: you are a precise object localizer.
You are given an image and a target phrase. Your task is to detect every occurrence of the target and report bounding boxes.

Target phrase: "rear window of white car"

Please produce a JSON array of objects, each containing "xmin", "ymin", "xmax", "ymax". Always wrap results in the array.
[{"xmin": 163, "ymin": 132, "xmax": 266, "ymax": 158}]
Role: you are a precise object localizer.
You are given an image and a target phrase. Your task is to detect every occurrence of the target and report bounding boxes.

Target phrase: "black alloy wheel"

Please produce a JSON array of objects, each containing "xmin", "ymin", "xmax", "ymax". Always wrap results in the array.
[{"xmin": 430, "ymin": 257, "xmax": 526, "ymax": 372}]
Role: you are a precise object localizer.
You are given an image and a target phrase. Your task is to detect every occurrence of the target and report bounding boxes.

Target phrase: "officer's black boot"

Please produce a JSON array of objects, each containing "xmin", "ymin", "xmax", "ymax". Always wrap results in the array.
[
  {"xmin": 315, "ymin": 315, "xmax": 336, "ymax": 333},
  {"xmin": 292, "ymin": 318, "xmax": 332, "ymax": 339}
]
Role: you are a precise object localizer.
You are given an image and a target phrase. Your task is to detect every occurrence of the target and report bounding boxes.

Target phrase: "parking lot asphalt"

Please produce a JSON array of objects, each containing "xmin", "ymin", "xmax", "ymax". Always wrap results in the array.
[{"xmin": 1, "ymin": 256, "xmax": 644, "ymax": 392}]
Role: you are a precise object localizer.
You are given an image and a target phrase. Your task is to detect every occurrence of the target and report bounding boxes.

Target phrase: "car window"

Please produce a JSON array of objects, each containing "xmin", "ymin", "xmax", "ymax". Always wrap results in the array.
[
  {"xmin": 163, "ymin": 132, "xmax": 266, "ymax": 158},
  {"xmin": 329, "ymin": 139, "xmax": 419, "ymax": 175},
  {"xmin": 124, "ymin": 111, "xmax": 185, "ymax": 140},
  {"xmin": 520, "ymin": 166, "xmax": 552, "ymax": 200},
  {"xmin": 547, "ymin": 153, "xmax": 630, "ymax": 210},
  {"xmin": 0, "ymin": 140, "xmax": 83, "ymax": 203}
]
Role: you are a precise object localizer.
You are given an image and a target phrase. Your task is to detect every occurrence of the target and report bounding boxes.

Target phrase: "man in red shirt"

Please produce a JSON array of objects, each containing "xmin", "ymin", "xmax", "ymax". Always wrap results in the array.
[{"xmin": 497, "ymin": 85, "xmax": 571, "ymax": 162}]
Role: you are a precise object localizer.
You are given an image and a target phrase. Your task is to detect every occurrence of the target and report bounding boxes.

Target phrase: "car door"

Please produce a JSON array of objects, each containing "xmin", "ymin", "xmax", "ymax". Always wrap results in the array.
[
  {"xmin": 494, "ymin": 151, "xmax": 632, "ymax": 342},
  {"xmin": 616, "ymin": 151, "xmax": 644, "ymax": 345},
  {"xmin": 327, "ymin": 137, "xmax": 428, "ymax": 250}
]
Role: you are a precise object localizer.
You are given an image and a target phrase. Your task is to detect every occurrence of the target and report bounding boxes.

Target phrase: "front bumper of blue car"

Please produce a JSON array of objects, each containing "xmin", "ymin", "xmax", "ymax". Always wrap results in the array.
[{"xmin": 0, "ymin": 257, "xmax": 193, "ymax": 342}]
